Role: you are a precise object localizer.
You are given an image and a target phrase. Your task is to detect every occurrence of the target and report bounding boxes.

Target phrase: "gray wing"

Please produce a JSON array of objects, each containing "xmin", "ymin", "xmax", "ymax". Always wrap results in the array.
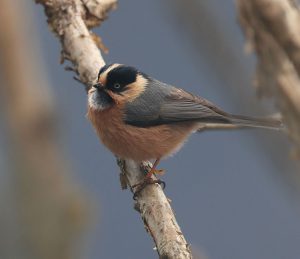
[{"xmin": 124, "ymin": 79, "xmax": 231, "ymax": 127}]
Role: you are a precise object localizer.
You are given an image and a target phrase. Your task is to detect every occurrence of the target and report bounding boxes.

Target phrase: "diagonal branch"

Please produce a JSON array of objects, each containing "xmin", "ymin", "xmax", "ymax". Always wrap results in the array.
[
  {"xmin": 237, "ymin": 0, "xmax": 300, "ymax": 153},
  {"xmin": 0, "ymin": 1, "xmax": 87, "ymax": 258},
  {"xmin": 36, "ymin": 0, "xmax": 192, "ymax": 258}
]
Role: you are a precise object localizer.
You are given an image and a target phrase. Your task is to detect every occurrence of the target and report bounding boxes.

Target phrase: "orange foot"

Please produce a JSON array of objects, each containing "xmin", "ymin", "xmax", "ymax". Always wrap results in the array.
[{"xmin": 140, "ymin": 162, "xmax": 165, "ymax": 177}]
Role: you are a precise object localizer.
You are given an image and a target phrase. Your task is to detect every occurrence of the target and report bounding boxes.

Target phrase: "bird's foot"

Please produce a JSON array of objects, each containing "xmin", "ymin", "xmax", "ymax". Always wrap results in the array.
[
  {"xmin": 140, "ymin": 162, "xmax": 165, "ymax": 176},
  {"xmin": 153, "ymin": 169, "xmax": 165, "ymax": 175},
  {"xmin": 132, "ymin": 178, "xmax": 166, "ymax": 200}
]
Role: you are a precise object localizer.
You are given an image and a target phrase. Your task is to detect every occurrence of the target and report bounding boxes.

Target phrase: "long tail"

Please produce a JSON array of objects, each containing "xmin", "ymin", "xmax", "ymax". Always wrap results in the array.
[{"xmin": 226, "ymin": 114, "xmax": 284, "ymax": 130}]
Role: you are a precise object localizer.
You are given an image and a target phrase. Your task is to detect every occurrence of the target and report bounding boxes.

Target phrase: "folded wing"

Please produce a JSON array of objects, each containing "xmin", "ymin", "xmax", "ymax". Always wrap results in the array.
[{"xmin": 124, "ymin": 80, "xmax": 231, "ymax": 127}]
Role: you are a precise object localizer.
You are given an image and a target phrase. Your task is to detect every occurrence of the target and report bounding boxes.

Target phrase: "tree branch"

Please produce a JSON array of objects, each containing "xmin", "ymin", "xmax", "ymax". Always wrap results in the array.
[
  {"xmin": 36, "ymin": 0, "xmax": 192, "ymax": 258},
  {"xmin": 237, "ymin": 0, "xmax": 300, "ymax": 152},
  {"xmin": 0, "ymin": 1, "xmax": 87, "ymax": 258}
]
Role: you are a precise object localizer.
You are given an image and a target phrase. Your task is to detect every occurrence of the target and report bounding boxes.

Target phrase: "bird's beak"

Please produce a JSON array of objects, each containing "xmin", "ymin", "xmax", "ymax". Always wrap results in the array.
[{"xmin": 93, "ymin": 82, "xmax": 104, "ymax": 90}]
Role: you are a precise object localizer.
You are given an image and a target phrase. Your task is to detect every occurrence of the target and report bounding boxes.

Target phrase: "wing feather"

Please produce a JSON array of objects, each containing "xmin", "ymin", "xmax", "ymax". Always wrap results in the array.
[{"xmin": 124, "ymin": 80, "xmax": 230, "ymax": 127}]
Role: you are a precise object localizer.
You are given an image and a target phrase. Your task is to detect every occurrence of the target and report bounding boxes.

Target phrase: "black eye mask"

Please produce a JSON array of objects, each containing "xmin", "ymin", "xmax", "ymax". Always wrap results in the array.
[{"xmin": 106, "ymin": 66, "xmax": 138, "ymax": 91}]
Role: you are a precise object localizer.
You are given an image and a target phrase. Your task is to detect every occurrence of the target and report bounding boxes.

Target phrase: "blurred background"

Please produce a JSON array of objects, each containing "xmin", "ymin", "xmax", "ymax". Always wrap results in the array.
[{"xmin": 1, "ymin": 0, "xmax": 300, "ymax": 258}]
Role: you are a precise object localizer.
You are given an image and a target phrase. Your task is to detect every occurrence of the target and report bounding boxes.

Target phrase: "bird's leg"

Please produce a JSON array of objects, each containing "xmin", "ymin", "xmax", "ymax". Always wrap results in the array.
[
  {"xmin": 132, "ymin": 158, "xmax": 166, "ymax": 200},
  {"xmin": 144, "ymin": 158, "xmax": 165, "ymax": 178}
]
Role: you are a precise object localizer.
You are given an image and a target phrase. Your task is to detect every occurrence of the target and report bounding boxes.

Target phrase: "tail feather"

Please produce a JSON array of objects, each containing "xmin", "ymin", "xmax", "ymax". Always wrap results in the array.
[{"xmin": 227, "ymin": 114, "xmax": 284, "ymax": 130}]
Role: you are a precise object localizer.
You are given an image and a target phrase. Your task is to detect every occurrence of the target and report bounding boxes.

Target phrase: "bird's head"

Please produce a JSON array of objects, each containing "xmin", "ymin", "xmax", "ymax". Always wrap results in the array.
[{"xmin": 88, "ymin": 64, "xmax": 148, "ymax": 111}]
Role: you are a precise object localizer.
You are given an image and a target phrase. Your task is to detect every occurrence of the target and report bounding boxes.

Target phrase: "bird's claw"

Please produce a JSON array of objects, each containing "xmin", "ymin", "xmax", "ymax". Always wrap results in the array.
[
  {"xmin": 140, "ymin": 163, "xmax": 165, "ymax": 176},
  {"xmin": 132, "ymin": 178, "xmax": 166, "ymax": 200}
]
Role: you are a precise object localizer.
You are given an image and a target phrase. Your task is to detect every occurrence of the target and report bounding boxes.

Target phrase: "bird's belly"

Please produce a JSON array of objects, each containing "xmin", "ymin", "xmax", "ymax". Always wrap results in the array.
[
  {"xmin": 101, "ymin": 123, "xmax": 195, "ymax": 161},
  {"xmin": 88, "ymin": 108, "xmax": 197, "ymax": 161}
]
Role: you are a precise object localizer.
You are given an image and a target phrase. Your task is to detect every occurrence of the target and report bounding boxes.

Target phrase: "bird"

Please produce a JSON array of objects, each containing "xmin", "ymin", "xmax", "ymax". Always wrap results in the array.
[{"xmin": 87, "ymin": 63, "xmax": 283, "ymax": 196}]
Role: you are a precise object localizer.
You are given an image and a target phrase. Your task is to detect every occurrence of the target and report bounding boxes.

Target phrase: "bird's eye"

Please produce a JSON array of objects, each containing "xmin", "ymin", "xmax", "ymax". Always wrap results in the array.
[{"xmin": 113, "ymin": 83, "xmax": 121, "ymax": 89}]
